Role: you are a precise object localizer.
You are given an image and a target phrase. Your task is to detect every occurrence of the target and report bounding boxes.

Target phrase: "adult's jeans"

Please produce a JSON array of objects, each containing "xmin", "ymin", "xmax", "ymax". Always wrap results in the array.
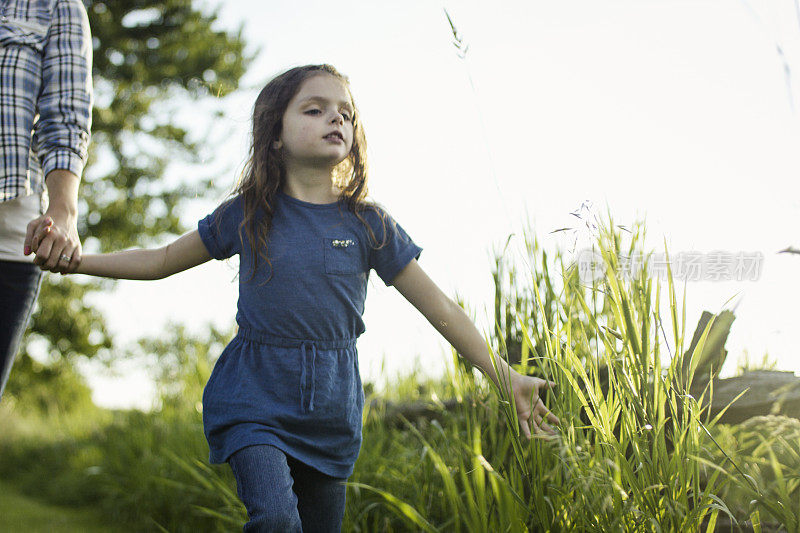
[
  {"xmin": 0, "ymin": 260, "xmax": 42, "ymax": 400},
  {"xmin": 228, "ymin": 444, "xmax": 348, "ymax": 533}
]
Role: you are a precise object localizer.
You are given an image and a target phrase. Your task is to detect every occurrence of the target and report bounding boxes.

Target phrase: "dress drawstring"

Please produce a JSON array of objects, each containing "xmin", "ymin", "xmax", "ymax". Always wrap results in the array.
[
  {"xmin": 299, "ymin": 340, "xmax": 317, "ymax": 412},
  {"xmin": 236, "ymin": 327, "xmax": 357, "ymax": 414}
]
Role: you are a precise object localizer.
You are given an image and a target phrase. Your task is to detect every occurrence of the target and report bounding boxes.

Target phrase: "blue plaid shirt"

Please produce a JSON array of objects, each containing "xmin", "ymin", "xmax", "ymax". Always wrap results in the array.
[{"xmin": 0, "ymin": 0, "xmax": 92, "ymax": 203}]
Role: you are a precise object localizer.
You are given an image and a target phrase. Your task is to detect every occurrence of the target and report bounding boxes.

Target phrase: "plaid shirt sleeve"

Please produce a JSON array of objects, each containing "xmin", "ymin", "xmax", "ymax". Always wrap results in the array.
[{"xmin": 32, "ymin": 0, "xmax": 92, "ymax": 180}]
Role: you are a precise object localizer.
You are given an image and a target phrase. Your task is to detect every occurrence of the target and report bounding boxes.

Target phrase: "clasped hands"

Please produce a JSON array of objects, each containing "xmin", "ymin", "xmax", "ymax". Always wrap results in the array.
[{"xmin": 23, "ymin": 209, "xmax": 81, "ymax": 274}]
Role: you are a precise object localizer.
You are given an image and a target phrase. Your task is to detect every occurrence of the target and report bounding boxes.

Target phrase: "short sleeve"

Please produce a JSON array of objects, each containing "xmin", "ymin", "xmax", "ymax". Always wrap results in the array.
[
  {"xmin": 366, "ymin": 206, "xmax": 422, "ymax": 286},
  {"xmin": 197, "ymin": 195, "xmax": 243, "ymax": 260}
]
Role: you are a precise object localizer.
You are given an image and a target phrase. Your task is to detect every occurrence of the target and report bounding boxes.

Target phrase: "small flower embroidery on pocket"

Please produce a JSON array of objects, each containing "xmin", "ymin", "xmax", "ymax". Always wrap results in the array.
[{"xmin": 324, "ymin": 236, "xmax": 360, "ymax": 274}]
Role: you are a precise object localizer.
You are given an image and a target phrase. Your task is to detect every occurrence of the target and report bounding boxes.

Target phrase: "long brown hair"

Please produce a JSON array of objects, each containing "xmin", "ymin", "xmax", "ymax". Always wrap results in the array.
[{"xmin": 221, "ymin": 64, "xmax": 388, "ymax": 282}]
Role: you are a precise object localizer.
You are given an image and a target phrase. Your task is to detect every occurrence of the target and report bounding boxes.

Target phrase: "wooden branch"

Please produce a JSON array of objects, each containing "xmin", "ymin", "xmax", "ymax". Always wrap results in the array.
[{"xmin": 680, "ymin": 310, "xmax": 735, "ymax": 390}]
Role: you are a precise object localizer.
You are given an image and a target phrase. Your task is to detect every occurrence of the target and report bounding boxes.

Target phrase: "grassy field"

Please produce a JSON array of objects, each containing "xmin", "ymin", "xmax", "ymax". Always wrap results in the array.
[
  {"xmin": 2, "ymin": 371, "xmax": 795, "ymax": 532},
  {"xmin": 0, "ymin": 480, "xmax": 112, "ymax": 532}
]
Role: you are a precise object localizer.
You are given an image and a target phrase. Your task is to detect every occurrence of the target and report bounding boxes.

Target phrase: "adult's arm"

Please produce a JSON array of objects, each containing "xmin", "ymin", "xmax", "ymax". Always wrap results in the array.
[{"xmin": 27, "ymin": 0, "xmax": 93, "ymax": 273}]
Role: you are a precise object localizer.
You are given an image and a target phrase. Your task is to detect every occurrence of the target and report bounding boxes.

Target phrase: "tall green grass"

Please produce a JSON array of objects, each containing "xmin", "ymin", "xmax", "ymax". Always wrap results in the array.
[
  {"xmin": 0, "ymin": 403, "xmax": 244, "ymax": 532},
  {"xmin": 349, "ymin": 217, "xmax": 792, "ymax": 531},
  {"xmin": 710, "ymin": 416, "xmax": 800, "ymax": 531}
]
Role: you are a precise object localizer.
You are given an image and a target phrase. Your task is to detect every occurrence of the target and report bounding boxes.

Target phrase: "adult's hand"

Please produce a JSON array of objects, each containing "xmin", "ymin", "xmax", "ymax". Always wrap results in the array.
[{"xmin": 23, "ymin": 169, "xmax": 82, "ymax": 274}]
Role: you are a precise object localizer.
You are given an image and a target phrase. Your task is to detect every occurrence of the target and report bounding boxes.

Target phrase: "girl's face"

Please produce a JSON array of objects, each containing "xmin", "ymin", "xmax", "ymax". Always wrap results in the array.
[{"xmin": 276, "ymin": 74, "xmax": 355, "ymax": 169}]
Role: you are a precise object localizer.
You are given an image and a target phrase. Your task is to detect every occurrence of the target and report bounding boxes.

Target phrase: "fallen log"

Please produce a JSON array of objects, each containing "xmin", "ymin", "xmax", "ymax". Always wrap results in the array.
[
  {"xmin": 681, "ymin": 310, "xmax": 800, "ymax": 424},
  {"xmin": 696, "ymin": 370, "xmax": 800, "ymax": 425}
]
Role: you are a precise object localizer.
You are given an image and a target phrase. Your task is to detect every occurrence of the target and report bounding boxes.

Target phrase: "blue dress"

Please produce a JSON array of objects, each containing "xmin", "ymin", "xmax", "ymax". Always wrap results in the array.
[{"xmin": 197, "ymin": 190, "xmax": 422, "ymax": 478}]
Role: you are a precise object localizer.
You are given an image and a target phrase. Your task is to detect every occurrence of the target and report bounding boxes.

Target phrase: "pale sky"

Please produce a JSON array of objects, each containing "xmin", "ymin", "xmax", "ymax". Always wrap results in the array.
[{"xmin": 78, "ymin": 0, "xmax": 800, "ymax": 409}]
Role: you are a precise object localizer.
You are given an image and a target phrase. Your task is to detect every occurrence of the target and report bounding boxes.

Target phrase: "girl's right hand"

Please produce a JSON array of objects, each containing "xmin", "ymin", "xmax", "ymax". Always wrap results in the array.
[{"xmin": 509, "ymin": 371, "xmax": 559, "ymax": 439}]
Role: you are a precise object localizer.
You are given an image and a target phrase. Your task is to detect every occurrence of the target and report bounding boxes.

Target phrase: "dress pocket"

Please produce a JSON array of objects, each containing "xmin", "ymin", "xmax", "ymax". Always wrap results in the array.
[{"xmin": 323, "ymin": 235, "xmax": 362, "ymax": 275}]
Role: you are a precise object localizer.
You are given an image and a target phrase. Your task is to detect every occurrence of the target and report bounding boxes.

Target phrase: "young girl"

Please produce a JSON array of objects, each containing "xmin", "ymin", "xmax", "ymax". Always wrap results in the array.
[{"xmin": 26, "ymin": 64, "xmax": 559, "ymax": 532}]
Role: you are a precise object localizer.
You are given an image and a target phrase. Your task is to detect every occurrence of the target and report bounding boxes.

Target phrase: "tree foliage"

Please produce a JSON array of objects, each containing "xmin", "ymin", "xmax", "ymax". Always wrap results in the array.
[
  {"xmin": 84, "ymin": 0, "xmax": 249, "ymax": 248},
  {"xmin": 136, "ymin": 322, "xmax": 233, "ymax": 411}
]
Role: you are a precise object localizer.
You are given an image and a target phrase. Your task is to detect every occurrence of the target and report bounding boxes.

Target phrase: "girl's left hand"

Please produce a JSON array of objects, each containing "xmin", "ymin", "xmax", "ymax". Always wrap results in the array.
[{"xmin": 509, "ymin": 372, "xmax": 559, "ymax": 439}]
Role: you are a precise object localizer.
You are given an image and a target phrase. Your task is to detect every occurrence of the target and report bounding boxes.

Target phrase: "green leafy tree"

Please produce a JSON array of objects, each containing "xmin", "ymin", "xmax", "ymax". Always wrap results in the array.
[
  {"xmin": 8, "ymin": 0, "xmax": 251, "ymax": 408},
  {"xmin": 136, "ymin": 322, "xmax": 234, "ymax": 412}
]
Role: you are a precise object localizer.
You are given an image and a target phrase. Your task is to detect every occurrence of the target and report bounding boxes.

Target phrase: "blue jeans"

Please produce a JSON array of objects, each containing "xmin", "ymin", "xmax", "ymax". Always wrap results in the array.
[
  {"xmin": 228, "ymin": 444, "xmax": 347, "ymax": 533},
  {"xmin": 0, "ymin": 260, "xmax": 42, "ymax": 401}
]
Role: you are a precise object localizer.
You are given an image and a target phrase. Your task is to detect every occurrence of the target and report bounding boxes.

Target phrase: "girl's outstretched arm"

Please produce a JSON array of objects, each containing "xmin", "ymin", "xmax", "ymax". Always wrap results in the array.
[
  {"xmin": 78, "ymin": 230, "xmax": 212, "ymax": 279},
  {"xmin": 28, "ymin": 220, "xmax": 212, "ymax": 280},
  {"xmin": 391, "ymin": 259, "xmax": 560, "ymax": 439}
]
